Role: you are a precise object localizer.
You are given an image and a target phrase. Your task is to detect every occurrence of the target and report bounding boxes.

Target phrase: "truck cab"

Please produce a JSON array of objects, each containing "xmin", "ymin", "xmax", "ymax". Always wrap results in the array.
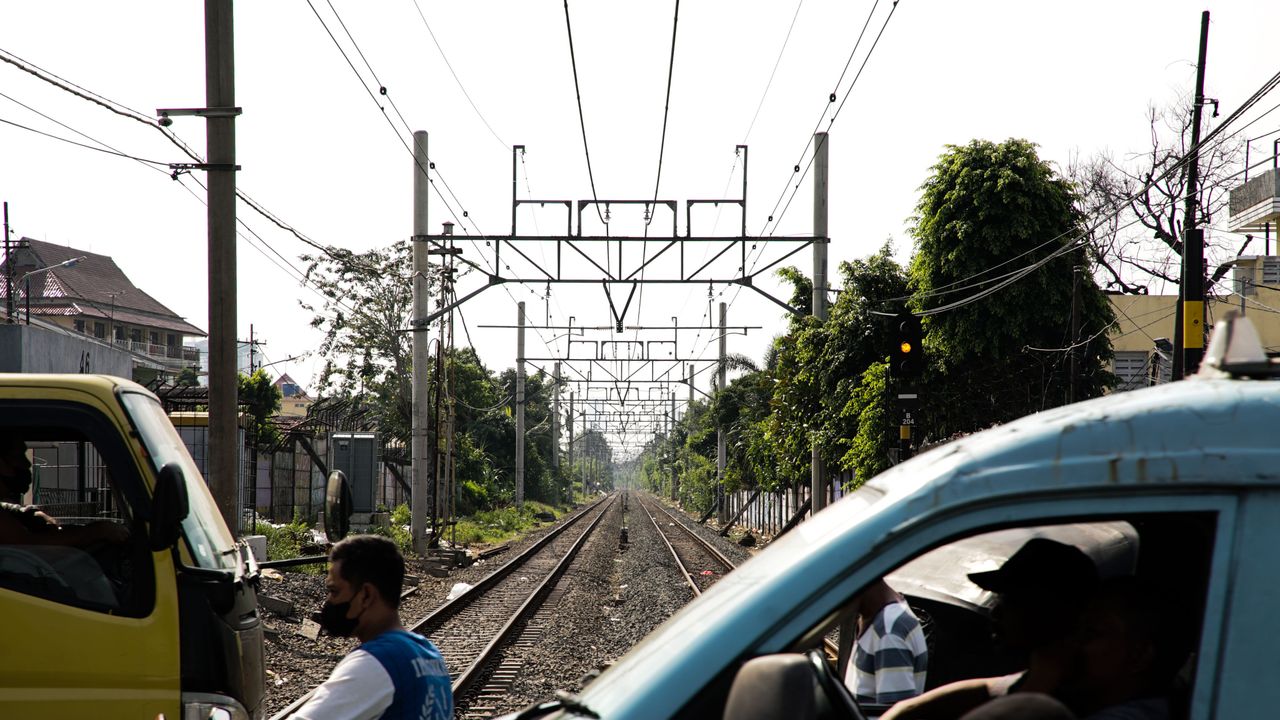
[
  {"xmin": 0, "ymin": 374, "xmax": 264, "ymax": 719},
  {"xmin": 529, "ymin": 315, "xmax": 1280, "ymax": 719}
]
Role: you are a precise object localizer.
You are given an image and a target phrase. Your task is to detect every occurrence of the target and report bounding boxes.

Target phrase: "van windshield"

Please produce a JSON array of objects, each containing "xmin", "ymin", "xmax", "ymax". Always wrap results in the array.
[{"xmin": 119, "ymin": 391, "xmax": 238, "ymax": 571}]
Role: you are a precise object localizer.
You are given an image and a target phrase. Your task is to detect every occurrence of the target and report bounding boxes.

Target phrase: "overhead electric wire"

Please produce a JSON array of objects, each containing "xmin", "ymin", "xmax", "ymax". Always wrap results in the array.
[
  {"xmin": 0, "ymin": 115, "xmax": 170, "ymax": 166},
  {"xmin": 646, "ymin": 0, "xmax": 681, "ymax": 227},
  {"xmin": 0, "ymin": 43, "xmax": 406, "ymax": 283},
  {"xmin": 710, "ymin": 0, "xmax": 899, "ymax": 335},
  {"xmin": 303, "ymin": 0, "xmax": 473, "ymax": 237},
  {"xmin": 561, "ymin": 0, "xmax": 608, "ymax": 226},
  {"xmin": 0, "ymin": 86, "xmax": 353, "ymax": 317},
  {"xmin": 763, "ymin": 0, "xmax": 900, "ymax": 239},
  {"xmin": 408, "ymin": 0, "xmax": 507, "ymax": 149},
  {"xmin": 758, "ymin": 0, "xmax": 887, "ymax": 238},
  {"xmin": 303, "ymin": 0, "xmax": 563, "ymax": 349},
  {"xmin": 741, "ymin": 0, "xmax": 806, "ymax": 146}
]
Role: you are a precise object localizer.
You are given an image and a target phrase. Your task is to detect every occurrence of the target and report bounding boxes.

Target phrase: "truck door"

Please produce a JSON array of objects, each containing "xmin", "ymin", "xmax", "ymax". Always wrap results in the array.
[{"xmin": 0, "ymin": 400, "xmax": 180, "ymax": 720}]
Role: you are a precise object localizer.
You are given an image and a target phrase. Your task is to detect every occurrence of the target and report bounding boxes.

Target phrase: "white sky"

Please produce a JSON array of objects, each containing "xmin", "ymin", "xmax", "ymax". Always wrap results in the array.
[{"xmin": 3, "ymin": 1, "xmax": 1278, "ymax": 454}]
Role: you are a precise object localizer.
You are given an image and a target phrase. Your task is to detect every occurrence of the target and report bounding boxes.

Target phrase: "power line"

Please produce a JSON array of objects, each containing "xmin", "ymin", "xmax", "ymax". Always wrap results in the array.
[
  {"xmin": 764, "ymin": 0, "xmax": 901, "ymax": 238},
  {"xmin": 0, "ymin": 115, "xmax": 170, "ymax": 166},
  {"xmin": 758, "ymin": 0, "xmax": 888, "ymax": 237},
  {"xmin": 302, "ymin": 0, "xmax": 473, "ymax": 235},
  {"xmin": 408, "ymin": 0, "xmax": 507, "ymax": 149},
  {"xmin": 741, "ymin": 0, "xmax": 806, "ymax": 145},
  {"xmin": 0, "ymin": 85, "xmax": 352, "ymax": 317},
  {"xmin": 561, "ymin": 0, "xmax": 607, "ymax": 226},
  {"xmin": 647, "ymin": 0, "xmax": 681, "ymax": 226}
]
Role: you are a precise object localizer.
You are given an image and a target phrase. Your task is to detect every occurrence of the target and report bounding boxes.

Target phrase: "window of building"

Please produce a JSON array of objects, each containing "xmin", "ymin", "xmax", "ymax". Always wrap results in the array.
[
  {"xmin": 93, "ymin": 322, "xmax": 106, "ymax": 339},
  {"xmin": 73, "ymin": 319, "xmax": 85, "ymax": 333},
  {"xmin": 130, "ymin": 329, "xmax": 142, "ymax": 343},
  {"xmin": 114, "ymin": 326, "xmax": 124, "ymax": 341},
  {"xmin": 166, "ymin": 334, "xmax": 176, "ymax": 347},
  {"xmin": 149, "ymin": 331, "xmax": 159, "ymax": 346}
]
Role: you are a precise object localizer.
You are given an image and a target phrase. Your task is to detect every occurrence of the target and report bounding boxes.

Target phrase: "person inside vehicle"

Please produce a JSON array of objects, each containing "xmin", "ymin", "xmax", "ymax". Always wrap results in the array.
[
  {"xmin": 294, "ymin": 534, "xmax": 453, "ymax": 720},
  {"xmin": 840, "ymin": 578, "xmax": 929, "ymax": 705},
  {"xmin": 1059, "ymin": 577, "xmax": 1191, "ymax": 720},
  {"xmin": 881, "ymin": 538, "xmax": 1099, "ymax": 720},
  {"xmin": 0, "ymin": 433, "xmax": 128, "ymax": 547}
]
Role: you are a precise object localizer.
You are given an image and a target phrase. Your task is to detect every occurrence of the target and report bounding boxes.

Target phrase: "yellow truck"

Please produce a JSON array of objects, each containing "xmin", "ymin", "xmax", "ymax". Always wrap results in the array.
[{"xmin": 0, "ymin": 374, "xmax": 265, "ymax": 719}]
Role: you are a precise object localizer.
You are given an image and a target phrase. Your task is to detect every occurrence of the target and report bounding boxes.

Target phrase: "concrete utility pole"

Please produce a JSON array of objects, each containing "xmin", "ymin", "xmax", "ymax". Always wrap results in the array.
[
  {"xmin": 411, "ymin": 130, "xmax": 431, "ymax": 554},
  {"xmin": 687, "ymin": 362, "xmax": 694, "ymax": 405},
  {"xmin": 1178, "ymin": 10, "xmax": 1211, "ymax": 378},
  {"xmin": 670, "ymin": 388, "xmax": 678, "ymax": 501},
  {"xmin": 716, "ymin": 301, "xmax": 727, "ymax": 524},
  {"xmin": 811, "ymin": 132, "xmax": 829, "ymax": 515},
  {"xmin": 515, "ymin": 301, "xmax": 527, "ymax": 507},
  {"xmin": 568, "ymin": 390, "xmax": 575, "ymax": 496},
  {"xmin": 552, "ymin": 361, "xmax": 561, "ymax": 473},
  {"xmin": 205, "ymin": 0, "xmax": 240, "ymax": 534}
]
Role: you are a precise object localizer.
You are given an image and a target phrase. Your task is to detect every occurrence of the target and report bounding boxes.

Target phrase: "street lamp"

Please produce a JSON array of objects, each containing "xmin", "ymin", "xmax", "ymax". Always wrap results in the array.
[{"xmin": 19, "ymin": 256, "xmax": 85, "ymax": 324}]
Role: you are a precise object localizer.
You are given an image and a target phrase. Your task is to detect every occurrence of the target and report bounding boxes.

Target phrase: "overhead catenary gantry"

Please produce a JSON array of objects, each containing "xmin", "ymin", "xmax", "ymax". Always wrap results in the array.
[
  {"xmin": 411, "ymin": 133, "xmax": 832, "ymax": 519},
  {"xmin": 415, "ymin": 144, "xmax": 826, "ymax": 328}
]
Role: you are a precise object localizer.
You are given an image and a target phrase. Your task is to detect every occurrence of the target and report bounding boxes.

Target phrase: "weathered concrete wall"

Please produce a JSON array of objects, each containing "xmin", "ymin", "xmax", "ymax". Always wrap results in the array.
[{"xmin": 0, "ymin": 324, "xmax": 133, "ymax": 377}]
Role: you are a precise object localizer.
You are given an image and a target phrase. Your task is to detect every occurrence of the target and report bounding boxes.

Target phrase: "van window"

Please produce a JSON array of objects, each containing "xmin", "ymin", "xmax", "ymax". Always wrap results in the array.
[
  {"xmin": 0, "ymin": 412, "xmax": 154, "ymax": 617},
  {"xmin": 817, "ymin": 514, "xmax": 1215, "ymax": 720}
]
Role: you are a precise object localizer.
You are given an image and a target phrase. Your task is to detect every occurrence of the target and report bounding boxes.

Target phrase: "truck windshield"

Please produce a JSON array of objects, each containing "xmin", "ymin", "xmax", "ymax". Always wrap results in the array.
[{"xmin": 119, "ymin": 391, "xmax": 239, "ymax": 571}]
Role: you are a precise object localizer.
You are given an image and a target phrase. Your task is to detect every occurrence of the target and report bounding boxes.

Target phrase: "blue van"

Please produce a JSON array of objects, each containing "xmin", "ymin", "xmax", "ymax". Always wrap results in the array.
[{"xmin": 515, "ymin": 314, "xmax": 1280, "ymax": 720}]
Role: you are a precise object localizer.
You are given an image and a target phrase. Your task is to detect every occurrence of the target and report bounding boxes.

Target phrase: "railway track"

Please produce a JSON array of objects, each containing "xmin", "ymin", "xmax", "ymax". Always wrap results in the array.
[
  {"xmin": 268, "ymin": 494, "xmax": 615, "ymax": 720},
  {"xmin": 636, "ymin": 492, "xmax": 736, "ymax": 596},
  {"xmin": 638, "ymin": 493, "xmax": 841, "ymax": 662}
]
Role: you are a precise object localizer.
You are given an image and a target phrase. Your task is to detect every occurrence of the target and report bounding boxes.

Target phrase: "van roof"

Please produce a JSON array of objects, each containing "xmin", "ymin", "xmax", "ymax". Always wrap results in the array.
[{"xmin": 868, "ymin": 374, "xmax": 1280, "ymax": 524}]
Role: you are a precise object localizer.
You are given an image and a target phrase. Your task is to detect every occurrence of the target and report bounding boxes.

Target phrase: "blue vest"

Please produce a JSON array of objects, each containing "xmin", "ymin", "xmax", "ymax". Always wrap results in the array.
[{"xmin": 360, "ymin": 630, "xmax": 453, "ymax": 720}]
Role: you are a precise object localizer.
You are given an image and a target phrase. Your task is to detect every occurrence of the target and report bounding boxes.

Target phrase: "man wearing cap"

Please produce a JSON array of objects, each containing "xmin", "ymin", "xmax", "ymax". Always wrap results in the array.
[{"xmin": 881, "ymin": 538, "xmax": 1099, "ymax": 720}]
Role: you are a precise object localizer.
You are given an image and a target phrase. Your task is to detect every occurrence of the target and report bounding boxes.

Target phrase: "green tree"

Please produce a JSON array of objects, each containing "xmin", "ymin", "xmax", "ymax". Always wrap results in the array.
[
  {"xmin": 301, "ymin": 240, "xmax": 421, "ymax": 445},
  {"xmin": 238, "ymin": 369, "xmax": 283, "ymax": 448},
  {"xmin": 909, "ymin": 138, "xmax": 1115, "ymax": 436}
]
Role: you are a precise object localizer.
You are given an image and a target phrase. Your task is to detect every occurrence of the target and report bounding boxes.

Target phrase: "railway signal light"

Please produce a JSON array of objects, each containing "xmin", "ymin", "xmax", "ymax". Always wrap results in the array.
[{"xmin": 892, "ymin": 312, "xmax": 923, "ymax": 381}]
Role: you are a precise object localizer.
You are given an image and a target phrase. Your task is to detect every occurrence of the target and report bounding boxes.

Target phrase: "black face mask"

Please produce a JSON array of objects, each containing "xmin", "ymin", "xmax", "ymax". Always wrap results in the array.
[{"xmin": 318, "ymin": 597, "xmax": 361, "ymax": 638}]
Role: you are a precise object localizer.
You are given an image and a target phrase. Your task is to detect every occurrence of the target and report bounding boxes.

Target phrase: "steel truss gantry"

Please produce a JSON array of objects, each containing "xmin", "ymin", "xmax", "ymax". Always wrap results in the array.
[{"xmin": 414, "ymin": 145, "xmax": 826, "ymax": 328}]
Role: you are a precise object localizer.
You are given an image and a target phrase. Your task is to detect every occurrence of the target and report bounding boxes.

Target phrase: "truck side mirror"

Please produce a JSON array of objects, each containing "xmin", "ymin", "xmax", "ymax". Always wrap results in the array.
[
  {"xmin": 150, "ymin": 462, "xmax": 190, "ymax": 551},
  {"xmin": 325, "ymin": 470, "xmax": 352, "ymax": 542}
]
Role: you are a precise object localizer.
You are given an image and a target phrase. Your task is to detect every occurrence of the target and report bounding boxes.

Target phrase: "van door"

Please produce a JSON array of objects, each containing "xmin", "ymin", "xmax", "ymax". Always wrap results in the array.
[
  {"xmin": 1208, "ymin": 489, "xmax": 1280, "ymax": 717},
  {"xmin": 735, "ymin": 494, "xmax": 1239, "ymax": 720},
  {"xmin": 0, "ymin": 400, "xmax": 180, "ymax": 720}
]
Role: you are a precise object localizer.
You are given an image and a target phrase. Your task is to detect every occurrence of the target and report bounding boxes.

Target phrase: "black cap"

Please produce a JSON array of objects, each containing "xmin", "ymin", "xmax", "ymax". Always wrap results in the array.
[{"xmin": 968, "ymin": 538, "xmax": 1098, "ymax": 596}]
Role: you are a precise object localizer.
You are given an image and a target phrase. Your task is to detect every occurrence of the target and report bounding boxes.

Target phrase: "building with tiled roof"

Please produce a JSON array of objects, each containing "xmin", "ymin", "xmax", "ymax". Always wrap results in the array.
[
  {"xmin": 1, "ymin": 237, "xmax": 205, "ymax": 371},
  {"xmin": 274, "ymin": 372, "xmax": 314, "ymax": 417}
]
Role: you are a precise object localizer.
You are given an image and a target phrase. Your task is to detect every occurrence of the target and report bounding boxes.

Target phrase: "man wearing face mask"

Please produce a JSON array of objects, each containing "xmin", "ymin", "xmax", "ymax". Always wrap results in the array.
[{"xmin": 295, "ymin": 534, "xmax": 452, "ymax": 720}]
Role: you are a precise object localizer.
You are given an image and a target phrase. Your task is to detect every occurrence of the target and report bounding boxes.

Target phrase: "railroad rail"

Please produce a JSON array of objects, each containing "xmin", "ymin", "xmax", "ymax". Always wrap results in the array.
[
  {"xmin": 268, "ymin": 494, "xmax": 614, "ymax": 720},
  {"xmin": 638, "ymin": 492, "xmax": 841, "ymax": 663},
  {"xmin": 637, "ymin": 492, "xmax": 736, "ymax": 596}
]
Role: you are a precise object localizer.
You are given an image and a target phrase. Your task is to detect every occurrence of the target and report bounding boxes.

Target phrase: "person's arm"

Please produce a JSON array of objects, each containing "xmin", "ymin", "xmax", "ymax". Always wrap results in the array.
[
  {"xmin": 879, "ymin": 678, "xmax": 993, "ymax": 720},
  {"xmin": 293, "ymin": 650, "xmax": 394, "ymax": 720},
  {"xmin": 0, "ymin": 509, "xmax": 128, "ymax": 548}
]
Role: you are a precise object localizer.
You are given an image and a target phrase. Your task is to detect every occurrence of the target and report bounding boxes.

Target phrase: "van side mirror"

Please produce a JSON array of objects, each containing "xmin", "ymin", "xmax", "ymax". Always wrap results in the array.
[
  {"xmin": 325, "ymin": 470, "xmax": 352, "ymax": 542},
  {"xmin": 150, "ymin": 462, "xmax": 190, "ymax": 551}
]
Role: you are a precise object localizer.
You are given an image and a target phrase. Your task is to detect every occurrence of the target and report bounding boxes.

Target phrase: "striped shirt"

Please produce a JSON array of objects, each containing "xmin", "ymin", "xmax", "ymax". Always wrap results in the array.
[{"xmin": 844, "ymin": 599, "xmax": 928, "ymax": 705}]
